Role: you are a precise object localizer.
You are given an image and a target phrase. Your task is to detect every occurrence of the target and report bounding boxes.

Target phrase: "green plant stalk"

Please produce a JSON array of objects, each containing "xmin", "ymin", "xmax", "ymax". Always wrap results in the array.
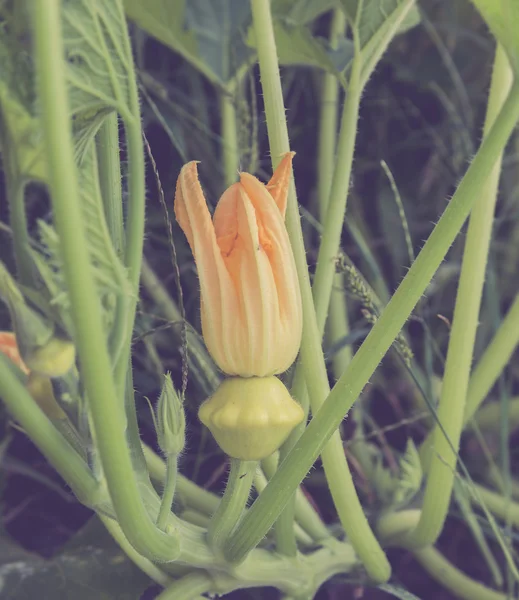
[
  {"xmin": 318, "ymin": 9, "xmax": 351, "ymax": 380},
  {"xmin": 6, "ymin": 173, "xmax": 33, "ymax": 286},
  {"xmin": 420, "ymin": 291, "xmax": 519, "ymax": 468},
  {"xmin": 143, "ymin": 443, "xmax": 220, "ymax": 516},
  {"xmin": 210, "ymin": 459, "xmax": 255, "ymax": 554},
  {"xmin": 474, "ymin": 396, "xmax": 519, "ymax": 432},
  {"xmin": 261, "ymin": 453, "xmax": 330, "ymax": 542},
  {"xmin": 157, "ymin": 455, "xmax": 178, "ymax": 530},
  {"xmin": 220, "ymin": 85, "xmax": 239, "ymax": 188},
  {"xmin": 414, "ymin": 547, "xmax": 507, "ymax": 600},
  {"xmin": 96, "ymin": 113, "xmax": 125, "ymax": 257},
  {"xmin": 226, "ymin": 57, "xmax": 519, "ymax": 566},
  {"xmin": 407, "ymin": 47, "xmax": 513, "ymax": 548},
  {"xmin": 0, "ymin": 354, "xmax": 100, "ymax": 505},
  {"xmin": 311, "ymin": 32, "xmax": 361, "ymax": 340},
  {"xmin": 32, "ymin": 0, "xmax": 179, "ymax": 562},
  {"xmin": 155, "ymin": 573, "xmax": 213, "ymax": 600},
  {"xmin": 464, "ymin": 291, "xmax": 519, "ymax": 423},
  {"xmin": 245, "ymin": 0, "xmax": 391, "ymax": 583},
  {"xmin": 100, "ymin": 515, "xmax": 173, "ymax": 587},
  {"xmin": 470, "ymin": 481, "xmax": 519, "ymax": 528}
]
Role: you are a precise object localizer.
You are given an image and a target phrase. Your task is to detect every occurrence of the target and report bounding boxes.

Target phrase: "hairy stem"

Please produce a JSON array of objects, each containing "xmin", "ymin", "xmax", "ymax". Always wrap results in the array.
[
  {"xmin": 407, "ymin": 46, "xmax": 513, "ymax": 547},
  {"xmin": 32, "ymin": 0, "xmax": 179, "ymax": 561}
]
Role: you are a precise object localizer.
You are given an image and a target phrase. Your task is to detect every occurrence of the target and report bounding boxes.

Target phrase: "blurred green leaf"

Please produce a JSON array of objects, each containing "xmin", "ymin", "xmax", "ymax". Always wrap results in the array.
[
  {"xmin": 338, "ymin": 0, "xmax": 419, "ymax": 44},
  {"xmin": 471, "ymin": 0, "xmax": 519, "ymax": 73},
  {"xmin": 272, "ymin": 0, "xmax": 337, "ymax": 25},
  {"xmin": 0, "ymin": 518, "xmax": 151, "ymax": 599},
  {"xmin": 269, "ymin": 21, "xmax": 348, "ymax": 74},
  {"xmin": 124, "ymin": 0, "xmax": 252, "ymax": 84}
]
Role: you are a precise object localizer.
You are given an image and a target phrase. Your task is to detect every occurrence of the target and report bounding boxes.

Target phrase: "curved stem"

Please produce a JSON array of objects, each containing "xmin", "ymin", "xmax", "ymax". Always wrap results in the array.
[
  {"xmin": 413, "ymin": 547, "xmax": 507, "ymax": 600},
  {"xmin": 209, "ymin": 459, "xmax": 255, "ymax": 554},
  {"xmin": 226, "ymin": 74, "xmax": 519, "ymax": 570},
  {"xmin": 249, "ymin": 0, "xmax": 390, "ymax": 582},
  {"xmin": 0, "ymin": 355, "xmax": 100, "ymax": 506},
  {"xmin": 6, "ymin": 173, "xmax": 33, "ymax": 286},
  {"xmin": 32, "ymin": 0, "xmax": 179, "ymax": 561},
  {"xmin": 157, "ymin": 455, "xmax": 178, "ymax": 531},
  {"xmin": 155, "ymin": 573, "xmax": 212, "ymax": 600},
  {"xmin": 407, "ymin": 46, "xmax": 513, "ymax": 548}
]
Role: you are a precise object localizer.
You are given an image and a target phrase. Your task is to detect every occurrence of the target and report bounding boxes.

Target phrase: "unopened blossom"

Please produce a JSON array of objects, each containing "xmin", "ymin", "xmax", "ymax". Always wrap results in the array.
[{"xmin": 174, "ymin": 153, "xmax": 302, "ymax": 377}]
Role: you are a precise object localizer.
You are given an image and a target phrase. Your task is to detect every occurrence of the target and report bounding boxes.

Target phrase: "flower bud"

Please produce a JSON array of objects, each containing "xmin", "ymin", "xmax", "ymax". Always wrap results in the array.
[
  {"xmin": 198, "ymin": 376, "xmax": 304, "ymax": 460},
  {"xmin": 174, "ymin": 153, "xmax": 302, "ymax": 377},
  {"xmin": 156, "ymin": 374, "xmax": 185, "ymax": 456}
]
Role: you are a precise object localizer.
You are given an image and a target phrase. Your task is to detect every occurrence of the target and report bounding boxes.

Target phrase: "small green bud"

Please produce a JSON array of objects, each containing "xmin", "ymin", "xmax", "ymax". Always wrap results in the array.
[{"xmin": 156, "ymin": 373, "xmax": 185, "ymax": 456}]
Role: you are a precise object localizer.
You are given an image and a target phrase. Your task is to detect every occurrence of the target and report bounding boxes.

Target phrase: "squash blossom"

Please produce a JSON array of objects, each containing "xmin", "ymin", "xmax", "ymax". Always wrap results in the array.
[
  {"xmin": 174, "ymin": 153, "xmax": 302, "ymax": 377},
  {"xmin": 175, "ymin": 155, "xmax": 305, "ymax": 460}
]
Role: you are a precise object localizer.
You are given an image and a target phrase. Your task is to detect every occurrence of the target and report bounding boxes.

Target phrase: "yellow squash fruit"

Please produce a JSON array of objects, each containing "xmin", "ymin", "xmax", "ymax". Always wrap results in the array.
[{"xmin": 199, "ymin": 376, "xmax": 304, "ymax": 460}]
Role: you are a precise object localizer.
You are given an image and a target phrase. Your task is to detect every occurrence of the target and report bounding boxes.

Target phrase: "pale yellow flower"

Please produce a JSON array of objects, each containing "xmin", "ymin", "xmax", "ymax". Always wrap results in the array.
[{"xmin": 174, "ymin": 153, "xmax": 302, "ymax": 377}]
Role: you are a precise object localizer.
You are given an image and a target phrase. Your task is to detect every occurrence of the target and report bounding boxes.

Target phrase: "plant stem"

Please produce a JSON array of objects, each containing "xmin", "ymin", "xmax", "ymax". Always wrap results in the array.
[
  {"xmin": 464, "ymin": 291, "xmax": 519, "ymax": 423},
  {"xmin": 406, "ymin": 46, "xmax": 512, "ymax": 548},
  {"xmin": 96, "ymin": 113, "xmax": 124, "ymax": 257},
  {"xmin": 413, "ymin": 547, "xmax": 506, "ymax": 600},
  {"xmin": 157, "ymin": 455, "xmax": 177, "ymax": 530},
  {"xmin": 226, "ymin": 66, "xmax": 519, "ymax": 568},
  {"xmin": 6, "ymin": 173, "xmax": 33, "ymax": 286},
  {"xmin": 154, "ymin": 573, "xmax": 213, "ymax": 600},
  {"xmin": 100, "ymin": 516, "xmax": 173, "ymax": 587},
  {"xmin": 419, "ymin": 291, "xmax": 519, "ymax": 467},
  {"xmin": 143, "ymin": 443, "xmax": 220, "ymax": 515},
  {"xmin": 209, "ymin": 459, "xmax": 255, "ymax": 554},
  {"xmin": 32, "ymin": 0, "xmax": 179, "ymax": 561},
  {"xmin": 0, "ymin": 354, "xmax": 100, "ymax": 506},
  {"xmin": 220, "ymin": 85, "xmax": 240, "ymax": 187},
  {"xmin": 318, "ymin": 9, "xmax": 351, "ymax": 381},
  {"xmin": 249, "ymin": 0, "xmax": 390, "ymax": 582}
]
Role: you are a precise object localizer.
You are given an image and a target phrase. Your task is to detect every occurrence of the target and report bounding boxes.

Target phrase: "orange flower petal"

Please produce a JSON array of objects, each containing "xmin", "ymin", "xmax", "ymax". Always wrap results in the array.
[
  {"xmin": 0, "ymin": 331, "xmax": 29, "ymax": 374},
  {"xmin": 265, "ymin": 152, "xmax": 294, "ymax": 218}
]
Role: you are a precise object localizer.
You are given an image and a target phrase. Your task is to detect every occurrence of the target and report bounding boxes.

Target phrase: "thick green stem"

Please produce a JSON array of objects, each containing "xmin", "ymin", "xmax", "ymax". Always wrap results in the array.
[
  {"xmin": 32, "ymin": 0, "xmax": 179, "ymax": 561},
  {"xmin": 155, "ymin": 573, "xmax": 213, "ymax": 600},
  {"xmin": 157, "ymin": 455, "xmax": 177, "ymax": 531},
  {"xmin": 318, "ymin": 9, "xmax": 351, "ymax": 380},
  {"xmin": 227, "ymin": 57, "xmax": 519, "ymax": 567},
  {"xmin": 100, "ymin": 516, "xmax": 173, "ymax": 587},
  {"xmin": 414, "ymin": 547, "xmax": 507, "ymax": 600},
  {"xmin": 407, "ymin": 47, "xmax": 513, "ymax": 548},
  {"xmin": 209, "ymin": 459, "xmax": 255, "ymax": 554},
  {"xmin": 420, "ymin": 291, "xmax": 519, "ymax": 467},
  {"xmin": 220, "ymin": 86, "xmax": 240, "ymax": 187},
  {"xmin": 243, "ymin": 0, "xmax": 391, "ymax": 582},
  {"xmin": 96, "ymin": 113, "xmax": 125, "ymax": 257},
  {"xmin": 0, "ymin": 355, "xmax": 100, "ymax": 506},
  {"xmin": 464, "ymin": 292, "xmax": 519, "ymax": 423}
]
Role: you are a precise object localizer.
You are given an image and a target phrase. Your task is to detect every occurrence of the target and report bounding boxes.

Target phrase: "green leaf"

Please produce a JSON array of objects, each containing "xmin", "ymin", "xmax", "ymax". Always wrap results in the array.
[
  {"xmin": 184, "ymin": 0, "xmax": 254, "ymax": 83},
  {"xmin": 471, "ymin": 0, "xmax": 519, "ymax": 73},
  {"xmin": 337, "ymin": 0, "xmax": 419, "ymax": 82},
  {"xmin": 272, "ymin": 0, "xmax": 338, "ymax": 25},
  {"xmin": 378, "ymin": 583, "xmax": 422, "ymax": 600},
  {"xmin": 0, "ymin": 519, "xmax": 152, "ymax": 600},
  {"xmin": 124, "ymin": 0, "xmax": 252, "ymax": 84},
  {"xmin": 0, "ymin": 5, "xmax": 46, "ymax": 182},
  {"xmin": 35, "ymin": 145, "xmax": 128, "ymax": 329},
  {"xmin": 392, "ymin": 439, "xmax": 422, "ymax": 505},
  {"xmin": 62, "ymin": 0, "xmax": 136, "ymax": 142}
]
